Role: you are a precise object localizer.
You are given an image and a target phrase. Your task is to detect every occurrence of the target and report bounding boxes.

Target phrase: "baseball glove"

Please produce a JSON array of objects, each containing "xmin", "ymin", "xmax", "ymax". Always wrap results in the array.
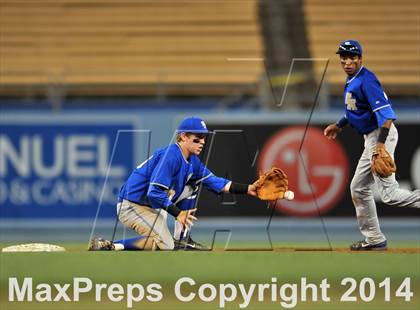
[
  {"xmin": 253, "ymin": 167, "xmax": 288, "ymax": 200},
  {"xmin": 371, "ymin": 147, "xmax": 396, "ymax": 178}
]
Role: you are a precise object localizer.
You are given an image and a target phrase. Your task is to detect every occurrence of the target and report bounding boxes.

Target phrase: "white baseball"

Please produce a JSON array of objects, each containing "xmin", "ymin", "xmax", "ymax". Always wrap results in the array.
[{"xmin": 284, "ymin": 190, "xmax": 294, "ymax": 200}]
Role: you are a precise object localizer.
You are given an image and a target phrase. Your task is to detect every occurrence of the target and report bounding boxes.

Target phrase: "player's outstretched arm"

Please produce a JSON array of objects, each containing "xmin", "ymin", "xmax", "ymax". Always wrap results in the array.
[{"xmin": 222, "ymin": 181, "xmax": 257, "ymax": 197}]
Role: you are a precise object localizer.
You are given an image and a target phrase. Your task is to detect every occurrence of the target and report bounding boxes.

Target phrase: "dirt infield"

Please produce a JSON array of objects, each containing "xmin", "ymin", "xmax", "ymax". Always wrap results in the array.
[
  {"xmin": 215, "ymin": 247, "xmax": 420, "ymax": 253},
  {"xmin": 289, "ymin": 247, "xmax": 420, "ymax": 254},
  {"xmin": 333, "ymin": 247, "xmax": 420, "ymax": 254}
]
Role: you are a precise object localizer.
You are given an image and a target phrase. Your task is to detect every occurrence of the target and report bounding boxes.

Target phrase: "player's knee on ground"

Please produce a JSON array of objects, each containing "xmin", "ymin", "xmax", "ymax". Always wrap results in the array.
[
  {"xmin": 126, "ymin": 225, "xmax": 174, "ymax": 250},
  {"xmin": 132, "ymin": 233, "xmax": 174, "ymax": 250},
  {"xmin": 139, "ymin": 237, "xmax": 158, "ymax": 250}
]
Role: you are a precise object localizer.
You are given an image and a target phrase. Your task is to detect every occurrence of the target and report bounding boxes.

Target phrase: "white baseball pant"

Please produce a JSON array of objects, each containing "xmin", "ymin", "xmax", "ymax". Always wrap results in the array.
[
  {"xmin": 116, "ymin": 199, "xmax": 174, "ymax": 250},
  {"xmin": 350, "ymin": 124, "xmax": 420, "ymax": 244}
]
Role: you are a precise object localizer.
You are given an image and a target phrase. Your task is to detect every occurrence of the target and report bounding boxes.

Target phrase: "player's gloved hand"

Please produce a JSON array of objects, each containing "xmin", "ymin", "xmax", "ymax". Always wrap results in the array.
[
  {"xmin": 176, "ymin": 209, "xmax": 197, "ymax": 229},
  {"xmin": 252, "ymin": 167, "xmax": 288, "ymax": 200},
  {"xmin": 371, "ymin": 145, "xmax": 396, "ymax": 178},
  {"xmin": 324, "ymin": 123, "xmax": 342, "ymax": 140}
]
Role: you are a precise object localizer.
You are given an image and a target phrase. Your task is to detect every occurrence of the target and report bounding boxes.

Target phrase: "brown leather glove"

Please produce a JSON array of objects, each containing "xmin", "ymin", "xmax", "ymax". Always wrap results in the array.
[
  {"xmin": 253, "ymin": 167, "xmax": 288, "ymax": 200},
  {"xmin": 371, "ymin": 147, "xmax": 396, "ymax": 178}
]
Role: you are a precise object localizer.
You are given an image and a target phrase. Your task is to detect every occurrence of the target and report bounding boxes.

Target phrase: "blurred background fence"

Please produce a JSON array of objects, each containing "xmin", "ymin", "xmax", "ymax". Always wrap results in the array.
[{"xmin": 1, "ymin": 0, "xmax": 418, "ymax": 108}]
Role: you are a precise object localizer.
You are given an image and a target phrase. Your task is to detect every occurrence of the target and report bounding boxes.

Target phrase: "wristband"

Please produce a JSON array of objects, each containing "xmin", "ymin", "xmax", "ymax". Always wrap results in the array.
[
  {"xmin": 336, "ymin": 116, "xmax": 349, "ymax": 129},
  {"xmin": 377, "ymin": 127, "xmax": 390, "ymax": 144},
  {"xmin": 166, "ymin": 204, "xmax": 181, "ymax": 217},
  {"xmin": 229, "ymin": 182, "xmax": 249, "ymax": 194}
]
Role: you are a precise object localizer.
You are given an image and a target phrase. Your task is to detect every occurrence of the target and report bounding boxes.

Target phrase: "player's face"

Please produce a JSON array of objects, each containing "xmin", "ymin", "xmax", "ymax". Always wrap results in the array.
[
  {"xmin": 185, "ymin": 133, "xmax": 206, "ymax": 155},
  {"xmin": 339, "ymin": 54, "xmax": 362, "ymax": 76}
]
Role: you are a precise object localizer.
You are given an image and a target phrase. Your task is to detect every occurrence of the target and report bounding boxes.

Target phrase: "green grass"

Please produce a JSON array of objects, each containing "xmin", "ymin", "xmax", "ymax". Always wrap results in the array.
[
  {"xmin": 3, "ymin": 240, "xmax": 415, "ymax": 252},
  {"xmin": 1, "ymin": 242, "xmax": 419, "ymax": 310}
]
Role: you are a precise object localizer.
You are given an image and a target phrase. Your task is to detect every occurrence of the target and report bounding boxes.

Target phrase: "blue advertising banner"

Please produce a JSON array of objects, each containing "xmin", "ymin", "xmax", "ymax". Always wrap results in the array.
[{"xmin": 0, "ymin": 115, "xmax": 139, "ymax": 218}]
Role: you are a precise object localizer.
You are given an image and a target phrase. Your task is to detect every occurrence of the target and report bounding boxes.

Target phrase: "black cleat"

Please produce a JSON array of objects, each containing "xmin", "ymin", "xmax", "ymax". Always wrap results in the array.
[
  {"xmin": 88, "ymin": 237, "xmax": 115, "ymax": 251},
  {"xmin": 350, "ymin": 240, "xmax": 387, "ymax": 251},
  {"xmin": 174, "ymin": 236, "xmax": 209, "ymax": 251}
]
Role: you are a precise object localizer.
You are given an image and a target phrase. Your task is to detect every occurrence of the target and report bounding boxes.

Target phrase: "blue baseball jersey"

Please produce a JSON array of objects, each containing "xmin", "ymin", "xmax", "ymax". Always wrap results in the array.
[
  {"xmin": 119, "ymin": 143, "xmax": 229, "ymax": 209},
  {"xmin": 341, "ymin": 66, "xmax": 396, "ymax": 134}
]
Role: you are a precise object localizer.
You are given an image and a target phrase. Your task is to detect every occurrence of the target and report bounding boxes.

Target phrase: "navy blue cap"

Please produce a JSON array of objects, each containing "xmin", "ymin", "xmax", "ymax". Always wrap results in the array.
[
  {"xmin": 177, "ymin": 116, "xmax": 209, "ymax": 134},
  {"xmin": 336, "ymin": 40, "xmax": 362, "ymax": 56}
]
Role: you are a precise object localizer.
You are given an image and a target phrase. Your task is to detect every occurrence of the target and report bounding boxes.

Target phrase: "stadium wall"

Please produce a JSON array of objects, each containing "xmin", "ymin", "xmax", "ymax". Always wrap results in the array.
[{"xmin": 1, "ymin": 108, "xmax": 419, "ymax": 221}]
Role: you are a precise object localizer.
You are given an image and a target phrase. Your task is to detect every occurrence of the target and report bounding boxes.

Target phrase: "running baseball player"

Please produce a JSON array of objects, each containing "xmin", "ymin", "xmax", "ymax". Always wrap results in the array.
[
  {"xmin": 89, "ymin": 116, "xmax": 258, "ymax": 251},
  {"xmin": 324, "ymin": 40, "xmax": 420, "ymax": 250}
]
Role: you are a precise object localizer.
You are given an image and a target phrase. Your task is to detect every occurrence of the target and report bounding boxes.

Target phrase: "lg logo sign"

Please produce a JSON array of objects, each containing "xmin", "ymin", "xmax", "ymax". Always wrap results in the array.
[{"xmin": 258, "ymin": 126, "xmax": 349, "ymax": 216}]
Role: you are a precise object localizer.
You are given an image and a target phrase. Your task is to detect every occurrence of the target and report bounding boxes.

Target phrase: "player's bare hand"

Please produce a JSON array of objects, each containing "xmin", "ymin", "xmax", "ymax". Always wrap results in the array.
[
  {"xmin": 176, "ymin": 209, "xmax": 197, "ymax": 228},
  {"xmin": 247, "ymin": 184, "xmax": 258, "ymax": 197},
  {"xmin": 324, "ymin": 123, "xmax": 342, "ymax": 140}
]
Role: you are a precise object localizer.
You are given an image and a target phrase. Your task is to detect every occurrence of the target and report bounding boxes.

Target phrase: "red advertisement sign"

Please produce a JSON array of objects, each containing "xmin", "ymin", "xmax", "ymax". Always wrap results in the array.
[{"xmin": 258, "ymin": 126, "xmax": 349, "ymax": 216}]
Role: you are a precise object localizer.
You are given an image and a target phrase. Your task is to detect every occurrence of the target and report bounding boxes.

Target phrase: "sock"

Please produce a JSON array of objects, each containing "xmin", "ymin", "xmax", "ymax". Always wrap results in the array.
[{"xmin": 114, "ymin": 236, "xmax": 145, "ymax": 251}]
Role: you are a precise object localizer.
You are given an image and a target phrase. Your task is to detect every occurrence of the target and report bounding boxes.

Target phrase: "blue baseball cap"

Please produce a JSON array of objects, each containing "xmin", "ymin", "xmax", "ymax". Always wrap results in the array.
[
  {"xmin": 336, "ymin": 40, "xmax": 362, "ymax": 56},
  {"xmin": 177, "ymin": 116, "xmax": 209, "ymax": 134}
]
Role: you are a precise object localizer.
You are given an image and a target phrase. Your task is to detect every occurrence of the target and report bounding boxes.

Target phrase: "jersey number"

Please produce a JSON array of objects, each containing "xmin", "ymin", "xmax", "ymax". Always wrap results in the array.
[{"xmin": 345, "ymin": 92, "xmax": 357, "ymax": 111}]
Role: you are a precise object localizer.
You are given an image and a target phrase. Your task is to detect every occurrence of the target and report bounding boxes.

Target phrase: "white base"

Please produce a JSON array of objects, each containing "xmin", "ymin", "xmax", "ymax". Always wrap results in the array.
[{"xmin": 2, "ymin": 243, "xmax": 66, "ymax": 252}]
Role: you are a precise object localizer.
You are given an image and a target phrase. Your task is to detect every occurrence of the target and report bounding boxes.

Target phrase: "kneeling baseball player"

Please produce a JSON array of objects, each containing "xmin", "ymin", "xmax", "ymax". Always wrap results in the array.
[{"xmin": 90, "ymin": 116, "xmax": 278, "ymax": 251}]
